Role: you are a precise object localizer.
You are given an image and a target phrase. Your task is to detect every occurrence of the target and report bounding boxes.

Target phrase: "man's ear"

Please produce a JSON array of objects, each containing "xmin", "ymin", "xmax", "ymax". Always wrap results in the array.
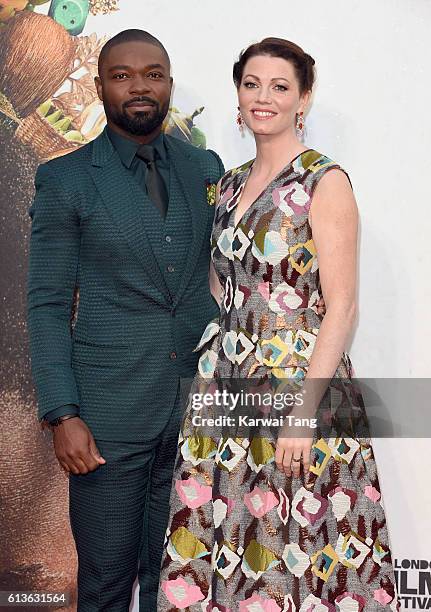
[{"xmin": 94, "ymin": 76, "xmax": 103, "ymax": 102}]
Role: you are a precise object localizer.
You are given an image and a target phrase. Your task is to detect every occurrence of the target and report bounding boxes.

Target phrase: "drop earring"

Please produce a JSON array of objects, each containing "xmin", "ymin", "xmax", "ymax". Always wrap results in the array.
[
  {"xmin": 237, "ymin": 107, "xmax": 244, "ymax": 133},
  {"xmin": 296, "ymin": 111, "xmax": 305, "ymax": 139}
]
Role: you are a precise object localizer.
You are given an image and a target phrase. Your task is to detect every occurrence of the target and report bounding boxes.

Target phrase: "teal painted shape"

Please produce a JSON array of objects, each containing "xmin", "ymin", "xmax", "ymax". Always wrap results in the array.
[{"xmin": 49, "ymin": 0, "xmax": 89, "ymax": 35}]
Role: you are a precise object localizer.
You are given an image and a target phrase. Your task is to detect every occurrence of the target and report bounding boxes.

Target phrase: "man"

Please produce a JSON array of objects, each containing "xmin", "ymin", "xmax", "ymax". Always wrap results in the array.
[{"xmin": 27, "ymin": 29, "xmax": 224, "ymax": 611}]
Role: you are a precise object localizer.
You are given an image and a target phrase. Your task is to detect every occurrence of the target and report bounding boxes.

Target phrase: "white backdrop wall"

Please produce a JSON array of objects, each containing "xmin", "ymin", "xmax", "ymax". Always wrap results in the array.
[{"xmin": 39, "ymin": 1, "xmax": 431, "ymax": 608}]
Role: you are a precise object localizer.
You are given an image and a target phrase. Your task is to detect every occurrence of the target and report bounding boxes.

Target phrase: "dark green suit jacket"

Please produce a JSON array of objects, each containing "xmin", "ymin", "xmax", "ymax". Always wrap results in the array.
[{"xmin": 27, "ymin": 128, "xmax": 224, "ymax": 441}]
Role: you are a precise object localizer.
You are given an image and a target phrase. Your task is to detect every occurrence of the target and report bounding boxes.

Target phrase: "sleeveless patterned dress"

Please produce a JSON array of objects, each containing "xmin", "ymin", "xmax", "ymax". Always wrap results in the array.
[{"xmin": 157, "ymin": 150, "xmax": 400, "ymax": 611}]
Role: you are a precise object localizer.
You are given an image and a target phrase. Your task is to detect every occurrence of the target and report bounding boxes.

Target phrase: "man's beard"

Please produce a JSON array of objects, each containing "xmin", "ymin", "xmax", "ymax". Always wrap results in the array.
[{"xmin": 109, "ymin": 97, "xmax": 169, "ymax": 136}]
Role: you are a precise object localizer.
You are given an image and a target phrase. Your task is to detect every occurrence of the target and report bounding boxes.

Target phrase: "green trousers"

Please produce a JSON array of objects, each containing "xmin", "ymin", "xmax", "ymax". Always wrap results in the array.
[{"xmin": 69, "ymin": 395, "xmax": 182, "ymax": 611}]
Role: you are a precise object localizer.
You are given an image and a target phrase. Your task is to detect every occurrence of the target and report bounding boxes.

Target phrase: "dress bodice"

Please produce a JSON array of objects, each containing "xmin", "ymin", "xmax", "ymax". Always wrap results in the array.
[{"xmin": 196, "ymin": 150, "xmax": 350, "ymax": 379}]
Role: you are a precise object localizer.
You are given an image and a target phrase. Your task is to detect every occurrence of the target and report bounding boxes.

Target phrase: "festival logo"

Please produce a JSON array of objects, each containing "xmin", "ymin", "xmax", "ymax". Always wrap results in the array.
[{"xmin": 395, "ymin": 558, "xmax": 431, "ymax": 610}]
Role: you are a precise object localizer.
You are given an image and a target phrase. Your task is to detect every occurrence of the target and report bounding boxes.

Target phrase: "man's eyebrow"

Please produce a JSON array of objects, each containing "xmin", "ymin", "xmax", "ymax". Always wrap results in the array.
[{"xmin": 108, "ymin": 63, "xmax": 166, "ymax": 72}]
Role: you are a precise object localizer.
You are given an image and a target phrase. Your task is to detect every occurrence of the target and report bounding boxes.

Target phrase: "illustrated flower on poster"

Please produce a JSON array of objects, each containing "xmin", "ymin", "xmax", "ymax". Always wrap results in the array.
[
  {"xmin": 34, "ymin": 30, "xmax": 129, "ymax": 148},
  {"xmin": 163, "ymin": 105, "xmax": 207, "ymax": 148},
  {"xmin": 0, "ymin": 7, "xmax": 209, "ymax": 162},
  {"xmin": 22, "ymin": 31, "xmax": 108, "ymax": 158},
  {"xmin": 89, "ymin": 0, "xmax": 119, "ymax": 15},
  {"xmin": 0, "ymin": 0, "xmax": 49, "ymax": 25}
]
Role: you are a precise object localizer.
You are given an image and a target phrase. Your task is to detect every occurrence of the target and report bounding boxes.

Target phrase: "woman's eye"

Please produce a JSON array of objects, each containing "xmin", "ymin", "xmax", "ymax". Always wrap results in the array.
[
  {"xmin": 244, "ymin": 81, "xmax": 257, "ymax": 88},
  {"xmin": 275, "ymin": 84, "xmax": 288, "ymax": 91}
]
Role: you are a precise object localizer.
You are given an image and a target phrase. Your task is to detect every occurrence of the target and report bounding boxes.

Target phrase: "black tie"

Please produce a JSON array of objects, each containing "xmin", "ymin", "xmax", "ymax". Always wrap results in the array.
[{"xmin": 136, "ymin": 144, "xmax": 168, "ymax": 218}]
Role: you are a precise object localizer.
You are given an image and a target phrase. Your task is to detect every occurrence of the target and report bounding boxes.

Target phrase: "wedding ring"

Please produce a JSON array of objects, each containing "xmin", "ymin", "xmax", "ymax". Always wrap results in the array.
[{"xmin": 292, "ymin": 456, "xmax": 302, "ymax": 463}]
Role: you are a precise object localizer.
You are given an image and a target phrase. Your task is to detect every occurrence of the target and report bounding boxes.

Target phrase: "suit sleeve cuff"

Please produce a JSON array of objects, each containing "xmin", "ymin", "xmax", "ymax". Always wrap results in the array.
[{"xmin": 44, "ymin": 404, "xmax": 80, "ymax": 424}]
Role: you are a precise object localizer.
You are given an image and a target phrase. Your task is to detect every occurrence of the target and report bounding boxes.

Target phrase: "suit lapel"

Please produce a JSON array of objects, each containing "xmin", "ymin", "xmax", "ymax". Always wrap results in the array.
[
  {"xmin": 165, "ymin": 136, "xmax": 209, "ymax": 308},
  {"xmin": 88, "ymin": 129, "xmax": 171, "ymax": 305}
]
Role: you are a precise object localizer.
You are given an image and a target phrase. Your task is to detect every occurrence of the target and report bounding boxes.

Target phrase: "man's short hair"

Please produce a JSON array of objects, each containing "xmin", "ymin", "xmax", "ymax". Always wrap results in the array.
[{"xmin": 98, "ymin": 30, "xmax": 170, "ymax": 73}]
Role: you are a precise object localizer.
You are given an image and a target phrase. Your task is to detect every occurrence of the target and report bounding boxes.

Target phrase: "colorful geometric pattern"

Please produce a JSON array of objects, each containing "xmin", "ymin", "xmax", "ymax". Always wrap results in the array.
[
  {"xmin": 158, "ymin": 150, "xmax": 400, "ymax": 611},
  {"xmin": 311, "ymin": 543, "xmax": 339, "ymax": 582},
  {"xmin": 335, "ymin": 531, "xmax": 371, "ymax": 569}
]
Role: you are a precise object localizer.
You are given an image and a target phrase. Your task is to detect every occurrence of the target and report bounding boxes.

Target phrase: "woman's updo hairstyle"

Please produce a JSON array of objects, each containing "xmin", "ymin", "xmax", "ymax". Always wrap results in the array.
[{"xmin": 233, "ymin": 37, "xmax": 315, "ymax": 96}]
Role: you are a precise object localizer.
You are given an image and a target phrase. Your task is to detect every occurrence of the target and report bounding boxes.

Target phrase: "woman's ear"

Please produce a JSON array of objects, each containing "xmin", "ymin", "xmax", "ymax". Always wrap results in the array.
[{"xmin": 299, "ymin": 89, "xmax": 312, "ymax": 114}]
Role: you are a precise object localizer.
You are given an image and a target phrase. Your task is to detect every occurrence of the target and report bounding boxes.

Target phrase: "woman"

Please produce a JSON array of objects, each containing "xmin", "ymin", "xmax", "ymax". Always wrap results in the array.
[{"xmin": 158, "ymin": 38, "xmax": 399, "ymax": 611}]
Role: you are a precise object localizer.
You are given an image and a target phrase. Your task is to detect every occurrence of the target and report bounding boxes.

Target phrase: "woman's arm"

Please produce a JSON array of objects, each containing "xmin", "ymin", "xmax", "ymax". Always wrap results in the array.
[
  {"xmin": 209, "ymin": 178, "xmax": 224, "ymax": 305},
  {"xmin": 306, "ymin": 168, "xmax": 358, "ymax": 379},
  {"xmin": 276, "ymin": 168, "xmax": 358, "ymax": 477}
]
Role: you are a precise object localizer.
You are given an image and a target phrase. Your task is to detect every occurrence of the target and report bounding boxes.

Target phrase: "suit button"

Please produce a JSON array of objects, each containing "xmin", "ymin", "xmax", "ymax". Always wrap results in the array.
[
  {"xmin": 167, "ymin": 265, "xmax": 175, "ymax": 273},
  {"xmin": 165, "ymin": 235, "xmax": 172, "ymax": 243},
  {"xmin": 170, "ymin": 351, "xmax": 177, "ymax": 360}
]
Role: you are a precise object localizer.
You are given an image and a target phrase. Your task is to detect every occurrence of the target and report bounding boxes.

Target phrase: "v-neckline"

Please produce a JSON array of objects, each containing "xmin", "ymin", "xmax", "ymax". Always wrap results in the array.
[{"xmin": 232, "ymin": 148, "xmax": 314, "ymax": 229}]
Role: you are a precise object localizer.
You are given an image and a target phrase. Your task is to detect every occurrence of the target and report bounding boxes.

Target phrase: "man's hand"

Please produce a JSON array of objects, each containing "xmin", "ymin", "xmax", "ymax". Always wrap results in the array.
[{"xmin": 52, "ymin": 418, "xmax": 106, "ymax": 475}]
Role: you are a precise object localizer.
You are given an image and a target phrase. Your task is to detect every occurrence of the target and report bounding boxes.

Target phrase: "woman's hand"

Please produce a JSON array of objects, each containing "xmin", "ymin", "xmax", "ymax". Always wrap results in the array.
[
  {"xmin": 275, "ymin": 427, "xmax": 313, "ymax": 478},
  {"xmin": 273, "ymin": 378, "xmax": 318, "ymax": 478}
]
